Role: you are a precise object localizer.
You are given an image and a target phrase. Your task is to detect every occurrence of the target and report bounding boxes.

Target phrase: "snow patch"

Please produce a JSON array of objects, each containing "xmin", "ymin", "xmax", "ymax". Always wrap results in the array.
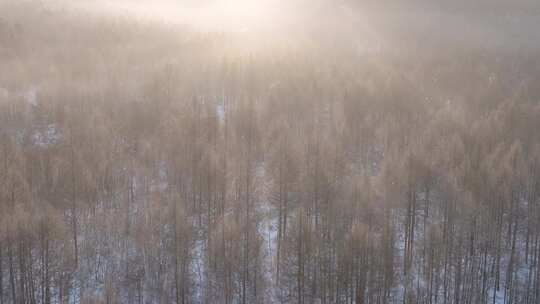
[
  {"xmin": 216, "ymin": 103, "xmax": 225, "ymax": 122},
  {"xmin": 25, "ymin": 85, "xmax": 39, "ymax": 106},
  {"xmin": 32, "ymin": 124, "xmax": 62, "ymax": 147}
]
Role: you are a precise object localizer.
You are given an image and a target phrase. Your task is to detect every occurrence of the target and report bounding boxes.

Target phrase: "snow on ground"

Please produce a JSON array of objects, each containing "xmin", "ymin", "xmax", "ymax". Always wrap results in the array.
[
  {"xmin": 258, "ymin": 200, "xmax": 279, "ymax": 303},
  {"xmin": 216, "ymin": 103, "xmax": 225, "ymax": 123},
  {"xmin": 255, "ymin": 161, "xmax": 281, "ymax": 303},
  {"xmin": 149, "ymin": 160, "xmax": 169, "ymax": 192},
  {"xmin": 25, "ymin": 85, "xmax": 39, "ymax": 106},
  {"xmin": 32, "ymin": 123, "xmax": 62, "ymax": 147},
  {"xmin": 191, "ymin": 227, "xmax": 206, "ymax": 303}
]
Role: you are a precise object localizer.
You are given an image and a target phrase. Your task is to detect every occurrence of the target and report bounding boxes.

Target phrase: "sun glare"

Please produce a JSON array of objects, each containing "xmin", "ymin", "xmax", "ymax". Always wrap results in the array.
[
  {"xmin": 208, "ymin": 0, "xmax": 276, "ymax": 31},
  {"xmin": 69, "ymin": 0, "xmax": 281, "ymax": 33}
]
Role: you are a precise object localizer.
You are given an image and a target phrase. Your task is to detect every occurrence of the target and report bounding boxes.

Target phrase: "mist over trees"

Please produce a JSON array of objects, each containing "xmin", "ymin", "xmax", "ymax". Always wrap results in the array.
[{"xmin": 1, "ymin": 1, "xmax": 540, "ymax": 303}]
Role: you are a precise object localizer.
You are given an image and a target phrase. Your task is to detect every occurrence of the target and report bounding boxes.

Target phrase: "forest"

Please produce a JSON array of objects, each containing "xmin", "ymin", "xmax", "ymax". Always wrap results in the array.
[{"xmin": 1, "ymin": 0, "xmax": 540, "ymax": 303}]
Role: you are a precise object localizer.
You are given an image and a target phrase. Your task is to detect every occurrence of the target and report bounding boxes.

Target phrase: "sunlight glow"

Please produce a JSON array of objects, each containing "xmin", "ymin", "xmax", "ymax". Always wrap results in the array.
[
  {"xmin": 69, "ymin": 0, "xmax": 282, "ymax": 33},
  {"xmin": 49, "ymin": 0, "xmax": 382, "ymax": 56}
]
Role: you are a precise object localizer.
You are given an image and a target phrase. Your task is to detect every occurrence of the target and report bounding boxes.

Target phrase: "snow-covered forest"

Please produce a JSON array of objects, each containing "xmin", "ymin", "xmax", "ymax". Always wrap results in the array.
[{"xmin": 1, "ymin": 1, "xmax": 540, "ymax": 303}]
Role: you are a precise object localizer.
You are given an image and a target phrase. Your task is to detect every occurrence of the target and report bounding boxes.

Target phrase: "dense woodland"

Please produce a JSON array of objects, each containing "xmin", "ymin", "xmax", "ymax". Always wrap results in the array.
[{"xmin": 1, "ymin": 1, "xmax": 540, "ymax": 303}]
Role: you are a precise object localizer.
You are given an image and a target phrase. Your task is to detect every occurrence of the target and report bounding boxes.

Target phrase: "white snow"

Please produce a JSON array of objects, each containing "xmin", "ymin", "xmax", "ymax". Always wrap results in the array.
[
  {"xmin": 32, "ymin": 124, "xmax": 62, "ymax": 147},
  {"xmin": 216, "ymin": 103, "xmax": 225, "ymax": 123},
  {"xmin": 25, "ymin": 85, "xmax": 39, "ymax": 106},
  {"xmin": 191, "ymin": 229, "xmax": 206, "ymax": 303}
]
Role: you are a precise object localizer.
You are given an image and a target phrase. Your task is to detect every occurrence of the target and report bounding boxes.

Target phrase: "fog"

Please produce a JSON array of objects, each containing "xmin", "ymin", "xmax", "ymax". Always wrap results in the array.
[
  {"xmin": 1, "ymin": 0, "xmax": 540, "ymax": 303},
  {"xmin": 44, "ymin": 0, "xmax": 540, "ymax": 50}
]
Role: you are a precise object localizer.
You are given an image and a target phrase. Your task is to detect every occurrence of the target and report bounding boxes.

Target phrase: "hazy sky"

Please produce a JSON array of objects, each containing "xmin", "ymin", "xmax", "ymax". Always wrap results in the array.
[{"xmin": 45, "ymin": 0, "xmax": 540, "ymax": 52}]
